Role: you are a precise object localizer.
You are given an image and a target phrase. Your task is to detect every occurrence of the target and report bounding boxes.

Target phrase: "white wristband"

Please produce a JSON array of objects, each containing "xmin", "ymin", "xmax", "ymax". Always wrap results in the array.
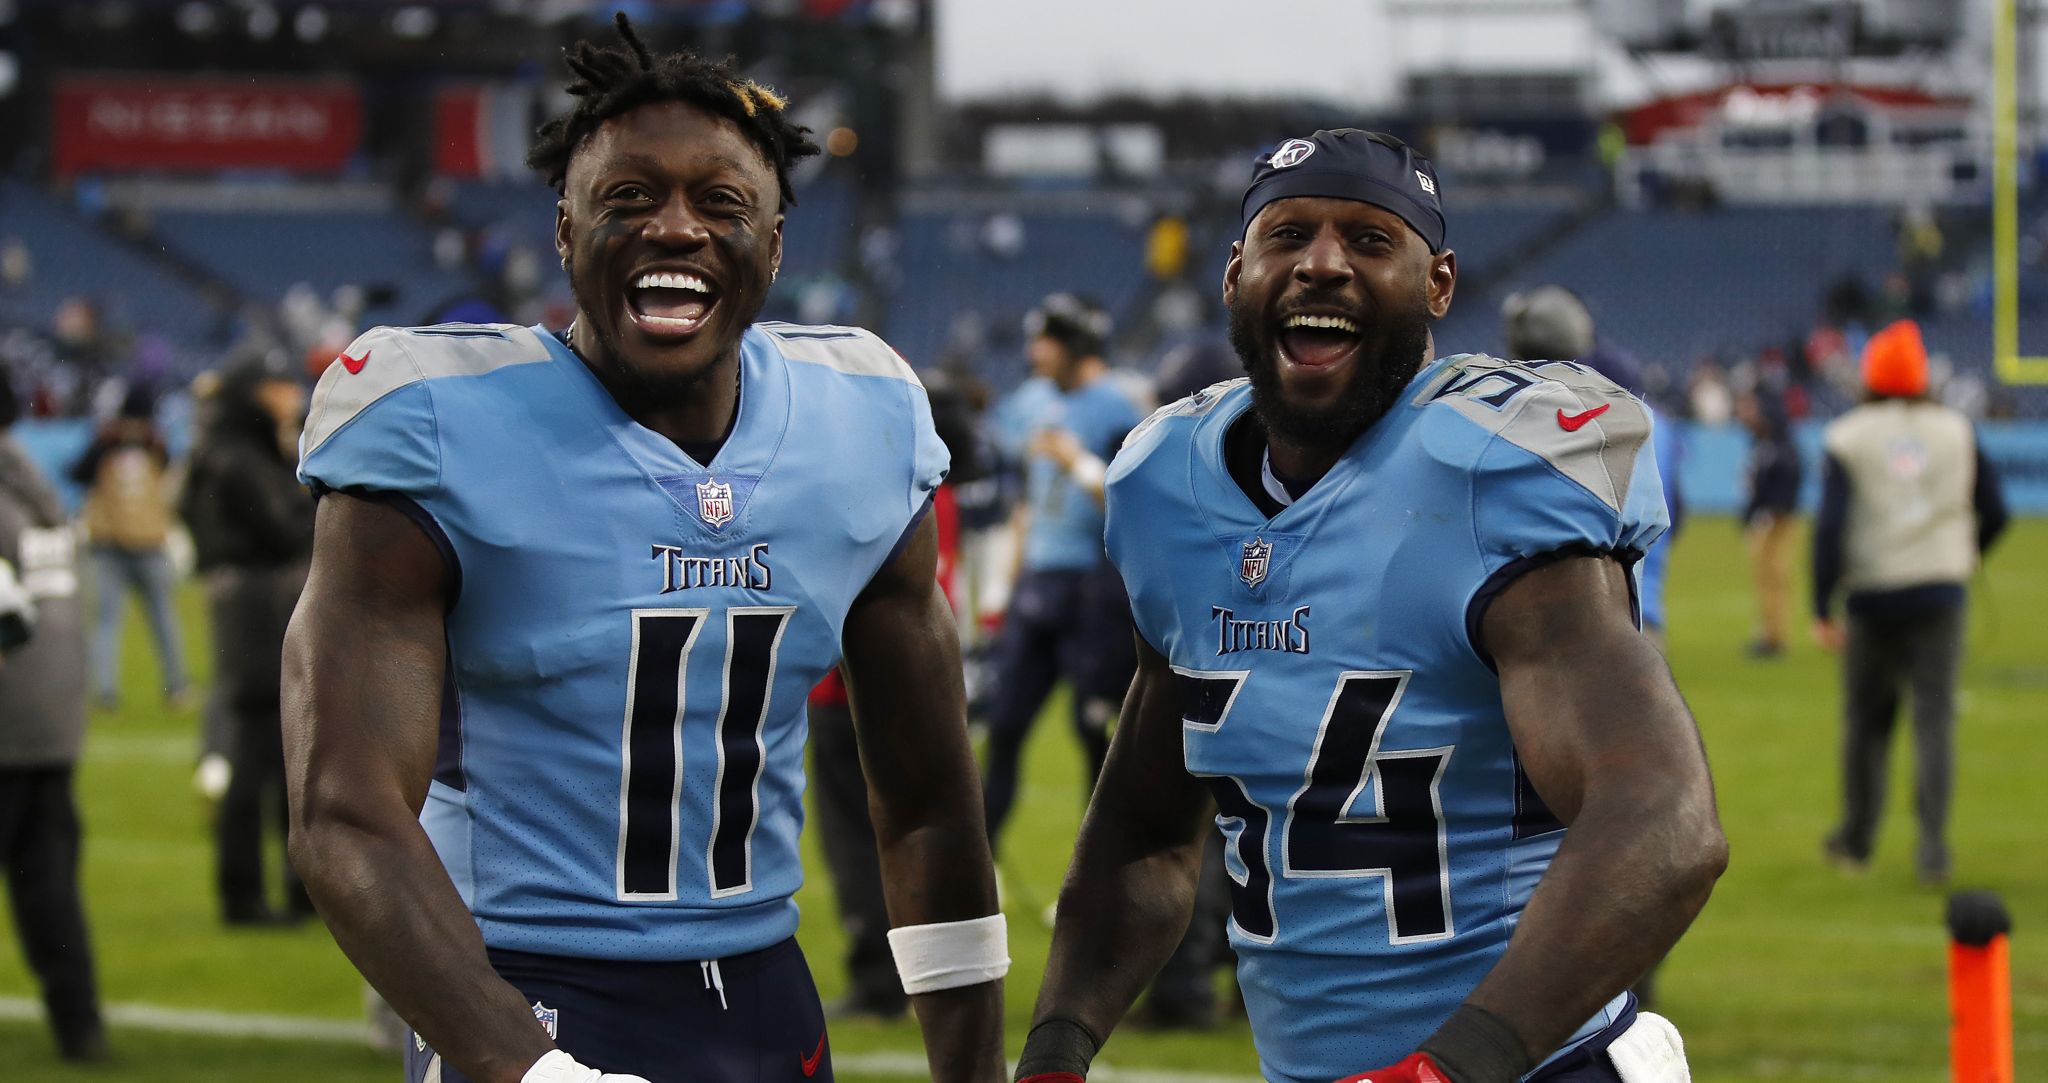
[
  {"xmin": 887, "ymin": 913, "xmax": 1010, "ymax": 995},
  {"xmin": 1068, "ymin": 452, "xmax": 1108, "ymax": 490}
]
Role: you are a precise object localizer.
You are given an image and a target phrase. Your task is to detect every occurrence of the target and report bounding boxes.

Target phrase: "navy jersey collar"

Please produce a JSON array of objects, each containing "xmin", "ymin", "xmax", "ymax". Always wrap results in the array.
[{"xmin": 540, "ymin": 323, "xmax": 792, "ymax": 481}]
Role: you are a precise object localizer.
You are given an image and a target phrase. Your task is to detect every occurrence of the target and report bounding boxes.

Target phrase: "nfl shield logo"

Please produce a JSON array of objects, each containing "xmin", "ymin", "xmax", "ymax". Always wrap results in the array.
[
  {"xmin": 696, "ymin": 478, "xmax": 735, "ymax": 529},
  {"xmin": 531, "ymin": 1001, "xmax": 559, "ymax": 1040},
  {"xmin": 1240, "ymin": 537, "xmax": 1273, "ymax": 589}
]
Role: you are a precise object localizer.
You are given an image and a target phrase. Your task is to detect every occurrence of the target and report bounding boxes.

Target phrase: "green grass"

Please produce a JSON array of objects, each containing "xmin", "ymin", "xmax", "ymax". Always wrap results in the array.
[{"xmin": 1, "ymin": 517, "xmax": 2042, "ymax": 1081}]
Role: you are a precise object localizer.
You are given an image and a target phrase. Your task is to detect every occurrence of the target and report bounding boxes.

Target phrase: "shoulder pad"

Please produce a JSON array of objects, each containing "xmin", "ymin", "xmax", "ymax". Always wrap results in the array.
[
  {"xmin": 1418, "ymin": 354, "xmax": 1651, "ymax": 513},
  {"xmin": 302, "ymin": 323, "xmax": 550, "ymax": 457},
  {"xmin": 1123, "ymin": 377, "xmax": 1245, "ymax": 454},
  {"xmin": 758, "ymin": 323, "xmax": 920, "ymax": 385}
]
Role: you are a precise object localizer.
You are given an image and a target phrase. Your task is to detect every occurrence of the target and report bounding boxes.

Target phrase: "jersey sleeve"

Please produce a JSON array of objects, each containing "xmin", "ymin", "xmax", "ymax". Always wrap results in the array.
[
  {"xmin": 298, "ymin": 326, "xmax": 442, "ymax": 500},
  {"xmin": 1459, "ymin": 363, "xmax": 1668, "ymax": 568},
  {"xmin": 1447, "ymin": 361, "xmax": 1669, "ymax": 647},
  {"xmin": 907, "ymin": 380, "xmax": 951, "ymax": 514}
]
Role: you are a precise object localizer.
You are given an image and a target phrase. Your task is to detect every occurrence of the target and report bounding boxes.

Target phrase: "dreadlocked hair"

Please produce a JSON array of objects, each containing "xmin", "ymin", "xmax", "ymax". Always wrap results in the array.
[{"xmin": 527, "ymin": 12, "xmax": 820, "ymax": 209}]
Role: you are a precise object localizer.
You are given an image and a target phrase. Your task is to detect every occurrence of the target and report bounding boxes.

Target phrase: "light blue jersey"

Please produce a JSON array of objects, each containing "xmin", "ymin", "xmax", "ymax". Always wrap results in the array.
[
  {"xmin": 1022, "ymin": 377, "xmax": 1142, "ymax": 572},
  {"xmin": 1103, "ymin": 355, "xmax": 1667, "ymax": 1082},
  {"xmin": 299, "ymin": 322, "xmax": 946, "ymax": 962}
]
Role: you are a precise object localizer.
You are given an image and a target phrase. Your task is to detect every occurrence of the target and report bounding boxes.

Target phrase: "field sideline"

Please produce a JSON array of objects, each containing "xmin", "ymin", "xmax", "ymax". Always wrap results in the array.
[{"xmin": 0, "ymin": 516, "xmax": 2041, "ymax": 1081}]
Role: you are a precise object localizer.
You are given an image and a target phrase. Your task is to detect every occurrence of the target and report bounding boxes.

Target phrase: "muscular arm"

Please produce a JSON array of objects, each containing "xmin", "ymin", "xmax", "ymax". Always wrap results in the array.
[
  {"xmin": 1025, "ymin": 636, "xmax": 1214, "ymax": 1057},
  {"xmin": 282, "ymin": 494, "xmax": 553, "ymax": 1083},
  {"xmin": 838, "ymin": 513, "xmax": 1005, "ymax": 1083},
  {"xmin": 1459, "ymin": 554, "xmax": 1726, "ymax": 1068}
]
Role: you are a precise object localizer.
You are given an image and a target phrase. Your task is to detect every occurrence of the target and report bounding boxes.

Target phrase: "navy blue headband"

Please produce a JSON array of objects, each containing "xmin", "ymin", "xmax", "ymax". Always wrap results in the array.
[{"xmin": 1240, "ymin": 129, "xmax": 1445, "ymax": 252}]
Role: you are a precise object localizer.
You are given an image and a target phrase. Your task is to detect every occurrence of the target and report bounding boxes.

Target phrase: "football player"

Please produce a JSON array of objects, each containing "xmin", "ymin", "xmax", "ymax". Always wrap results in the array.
[
  {"xmin": 981, "ymin": 293, "xmax": 1144, "ymax": 850},
  {"xmin": 1015, "ymin": 130, "xmax": 1726, "ymax": 1083},
  {"xmin": 281, "ymin": 17, "xmax": 1005, "ymax": 1083}
]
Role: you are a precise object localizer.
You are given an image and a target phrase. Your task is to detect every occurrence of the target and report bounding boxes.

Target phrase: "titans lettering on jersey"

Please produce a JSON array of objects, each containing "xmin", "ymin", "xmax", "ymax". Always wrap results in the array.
[
  {"xmin": 653, "ymin": 542, "xmax": 772, "ymax": 592},
  {"xmin": 1104, "ymin": 359, "xmax": 1667, "ymax": 1083},
  {"xmin": 298, "ymin": 321, "xmax": 947, "ymax": 962}
]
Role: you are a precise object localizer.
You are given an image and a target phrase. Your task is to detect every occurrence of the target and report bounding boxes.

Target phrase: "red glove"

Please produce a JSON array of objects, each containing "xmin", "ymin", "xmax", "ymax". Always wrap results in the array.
[
  {"xmin": 1334, "ymin": 1052, "xmax": 1453, "ymax": 1083},
  {"xmin": 1015, "ymin": 1075, "xmax": 1086, "ymax": 1083}
]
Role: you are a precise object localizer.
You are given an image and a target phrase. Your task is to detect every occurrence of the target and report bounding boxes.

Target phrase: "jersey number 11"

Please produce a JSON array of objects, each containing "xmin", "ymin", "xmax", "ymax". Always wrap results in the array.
[{"xmin": 617, "ymin": 607, "xmax": 795, "ymax": 902}]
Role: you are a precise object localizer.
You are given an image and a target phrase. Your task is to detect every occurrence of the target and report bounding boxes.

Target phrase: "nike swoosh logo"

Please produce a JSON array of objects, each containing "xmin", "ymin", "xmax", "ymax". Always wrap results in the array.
[
  {"xmin": 339, "ymin": 350, "xmax": 370, "ymax": 375},
  {"xmin": 1556, "ymin": 403, "xmax": 1609, "ymax": 431},
  {"xmin": 800, "ymin": 1031, "xmax": 826, "ymax": 1077}
]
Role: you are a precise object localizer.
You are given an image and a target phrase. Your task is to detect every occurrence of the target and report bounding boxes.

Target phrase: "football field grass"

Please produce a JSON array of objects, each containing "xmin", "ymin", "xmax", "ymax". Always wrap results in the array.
[{"xmin": 1, "ymin": 515, "xmax": 2041, "ymax": 1081}]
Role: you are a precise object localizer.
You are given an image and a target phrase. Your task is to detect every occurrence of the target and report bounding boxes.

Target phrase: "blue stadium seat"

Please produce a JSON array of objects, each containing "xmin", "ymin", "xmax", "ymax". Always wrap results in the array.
[{"xmin": 0, "ymin": 180, "xmax": 221, "ymax": 349}]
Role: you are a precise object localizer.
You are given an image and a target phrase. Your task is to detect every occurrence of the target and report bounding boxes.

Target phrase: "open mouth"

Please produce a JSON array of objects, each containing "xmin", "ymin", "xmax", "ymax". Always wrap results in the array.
[
  {"xmin": 626, "ymin": 270, "xmax": 718, "ymax": 338},
  {"xmin": 1276, "ymin": 313, "xmax": 1364, "ymax": 370}
]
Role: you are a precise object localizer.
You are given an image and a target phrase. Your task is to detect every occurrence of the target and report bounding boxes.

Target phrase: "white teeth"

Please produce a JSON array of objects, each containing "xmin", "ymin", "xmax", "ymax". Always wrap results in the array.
[
  {"xmin": 632, "ymin": 272, "xmax": 711, "ymax": 293},
  {"xmin": 1284, "ymin": 314, "xmax": 1360, "ymax": 334}
]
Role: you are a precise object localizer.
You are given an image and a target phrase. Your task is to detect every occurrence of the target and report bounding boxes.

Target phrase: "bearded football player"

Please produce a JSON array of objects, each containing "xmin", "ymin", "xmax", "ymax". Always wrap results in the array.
[{"xmin": 1016, "ymin": 129, "xmax": 1726, "ymax": 1083}]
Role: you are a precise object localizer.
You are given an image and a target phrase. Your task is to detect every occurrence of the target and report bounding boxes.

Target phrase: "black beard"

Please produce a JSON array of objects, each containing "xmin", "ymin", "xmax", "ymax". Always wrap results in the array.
[{"xmin": 1227, "ymin": 293, "xmax": 1433, "ymax": 456}]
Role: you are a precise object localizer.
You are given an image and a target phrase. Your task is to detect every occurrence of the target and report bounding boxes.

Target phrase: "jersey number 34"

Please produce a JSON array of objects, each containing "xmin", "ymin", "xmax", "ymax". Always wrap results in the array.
[{"xmin": 1179, "ymin": 669, "xmax": 1454, "ymax": 946}]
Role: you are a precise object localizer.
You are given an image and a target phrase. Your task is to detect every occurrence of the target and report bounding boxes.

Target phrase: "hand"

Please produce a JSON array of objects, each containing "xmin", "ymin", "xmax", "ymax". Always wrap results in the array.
[
  {"xmin": 1334, "ymin": 1052, "xmax": 1454, "ymax": 1083},
  {"xmin": 1027, "ymin": 428, "xmax": 1084, "ymax": 471},
  {"xmin": 520, "ymin": 1049, "xmax": 654, "ymax": 1083},
  {"xmin": 1811, "ymin": 617, "xmax": 1845, "ymax": 653}
]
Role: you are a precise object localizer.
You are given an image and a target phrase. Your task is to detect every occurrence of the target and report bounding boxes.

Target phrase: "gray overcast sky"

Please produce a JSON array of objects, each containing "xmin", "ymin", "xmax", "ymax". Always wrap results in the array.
[{"xmin": 935, "ymin": 0, "xmax": 1405, "ymax": 106}]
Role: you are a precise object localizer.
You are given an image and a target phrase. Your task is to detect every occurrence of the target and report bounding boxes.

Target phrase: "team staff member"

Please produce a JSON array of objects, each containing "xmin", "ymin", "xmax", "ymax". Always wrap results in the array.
[
  {"xmin": 980, "ymin": 294, "xmax": 1142, "ymax": 850},
  {"xmin": 283, "ymin": 17, "xmax": 1004, "ymax": 1083},
  {"xmin": 1017, "ymin": 130, "xmax": 1725, "ymax": 1083},
  {"xmin": 0, "ymin": 371, "xmax": 106, "ymax": 1063},
  {"xmin": 1814, "ymin": 319, "xmax": 2007, "ymax": 886}
]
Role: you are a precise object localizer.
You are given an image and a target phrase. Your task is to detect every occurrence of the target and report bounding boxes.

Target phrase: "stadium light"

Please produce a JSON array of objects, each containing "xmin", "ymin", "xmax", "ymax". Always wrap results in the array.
[
  {"xmin": 246, "ymin": 2, "xmax": 279, "ymax": 40},
  {"xmin": 174, "ymin": 1, "xmax": 219, "ymax": 37},
  {"xmin": 294, "ymin": 3, "xmax": 328, "ymax": 43},
  {"xmin": 390, "ymin": 5, "xmax": 437, "ymax": 39}
]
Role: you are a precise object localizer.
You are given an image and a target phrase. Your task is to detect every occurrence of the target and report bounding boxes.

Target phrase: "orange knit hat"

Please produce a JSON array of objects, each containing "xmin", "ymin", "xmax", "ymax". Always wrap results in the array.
[{"xmin": 1862, "ymin": 319, "xmax": 1928, "ymax": 397}]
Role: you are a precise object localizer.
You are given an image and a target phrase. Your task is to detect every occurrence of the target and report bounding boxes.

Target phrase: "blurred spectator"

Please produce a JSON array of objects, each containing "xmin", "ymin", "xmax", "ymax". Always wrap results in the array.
[
  {"xmin": 68, "ymin": 385, "xmax": 189, "ymax": 707},
  {"xmin": 981, "ymin": 212, "xmax": 1026, "ymax": 261},
  {"xmin": 0, "ymin": 237, "xmax": 30, "ymax": 290},
  {"xmin": 1501, "ymin": 286, "xmax": 1685, "ymax": 643},
  {"xmin": 1896, "ymin": 205, "xmax": 1942, "ymax": 317},
  {"xmin": 1152, "ymin": 339, "xmax": 1239, "ymax": 405},
  {"xmin": 0, "ymin": 369, "xmax": 107, "ymax": 1062},
  {"xmin": 179, "ymin": 364, "xmax": 315, "ymax": 926},
  {"xmin": 1687, "ymin": 360, "xmax": 1733, "ymax": 425},
  {"xmin": 1737, "ymin": 382, "xmax": 1803, "ymax": 659},
  {"xmin": 1813, "ymin": 321, "xmax": 2009, "ymax": 886},
  {"xmin": 1145, "ymin": 213, "xmax": 1190, "ymax": 281}
]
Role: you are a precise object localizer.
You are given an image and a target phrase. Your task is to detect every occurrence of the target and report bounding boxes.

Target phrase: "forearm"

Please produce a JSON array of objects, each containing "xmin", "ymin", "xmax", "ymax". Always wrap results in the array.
[
  {"xmin": 291, "ymin": 813, "xmax": 551, "ymax": 1083},
  {"xmin": 1032, "ymin": 823, "xmax": 1204, "ymax": 1043},
  {"xmin": 1461, "ymin": 786, "xmax": 1723, "ymax": 1062},
  {"xmin": 863, "ymin": 739, "xmax": 1004, "ymax": 1082},
  {"xmin": 844, "ymin": 525, "xmax": 1007, "ymax": 1083},
  {"xmin": 1035, "ymin": 779, "xmax": 1208, "ymax": 1048},
  {"xmin": 1811, "ymin": 455, "xmax": 1849, "ymax": 617}
]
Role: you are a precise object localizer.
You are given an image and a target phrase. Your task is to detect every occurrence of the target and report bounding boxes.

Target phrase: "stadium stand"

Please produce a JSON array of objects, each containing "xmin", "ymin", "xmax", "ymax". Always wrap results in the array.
[
  {"xmin": 0, "ymin": 180, "xmax": 221, "ymax": 350},
  {"xmin": 150, "ymin": 207, "xmax": 479, "ymax": 330}
]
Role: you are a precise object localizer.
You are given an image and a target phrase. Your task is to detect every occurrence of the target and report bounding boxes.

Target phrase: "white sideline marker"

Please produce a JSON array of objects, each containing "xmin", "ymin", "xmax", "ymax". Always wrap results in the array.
[{"xmin": 0, "ymin": 997, "xmax": 1260, "ymax": 1083}]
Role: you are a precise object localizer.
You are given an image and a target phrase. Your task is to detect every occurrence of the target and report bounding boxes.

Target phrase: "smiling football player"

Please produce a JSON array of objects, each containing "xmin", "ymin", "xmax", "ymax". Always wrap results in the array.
[
  {"xmin": 1015, "ymin": 129, "xmax": 1727, "ymax": 1083},
  {"xmin": 282, "ymin": 16, "xmax": 1004, "ymax": 1083}
]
